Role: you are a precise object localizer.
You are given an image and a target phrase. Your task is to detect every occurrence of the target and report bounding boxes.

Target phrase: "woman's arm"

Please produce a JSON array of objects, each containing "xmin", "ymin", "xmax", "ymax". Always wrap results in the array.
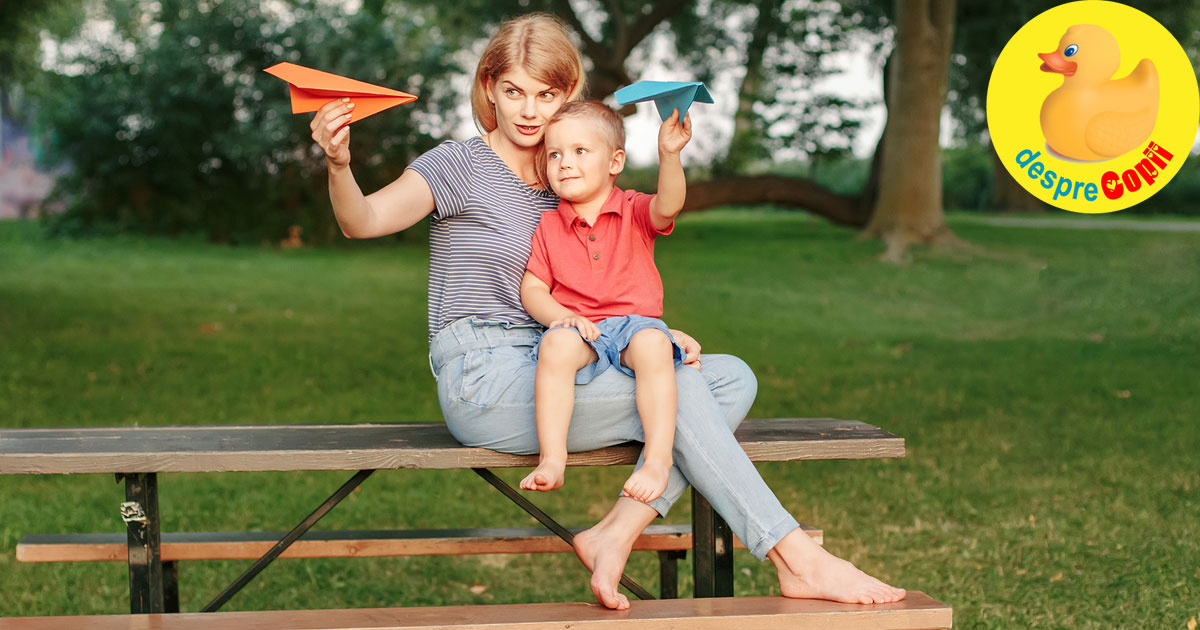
[
  {"xmin": 312, "ymin": 99, "xmax": 436, "ymax": 239},
  {"xmin": 667, "ymin": 328, "xmax": 702, "ymax": 370}
]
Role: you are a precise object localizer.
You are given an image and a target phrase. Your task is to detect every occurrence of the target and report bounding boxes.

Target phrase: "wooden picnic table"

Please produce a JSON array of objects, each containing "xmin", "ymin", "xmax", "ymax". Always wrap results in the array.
[{"xmin": 0, "ymin": 418, "xmax": 905, "ymax": 615}]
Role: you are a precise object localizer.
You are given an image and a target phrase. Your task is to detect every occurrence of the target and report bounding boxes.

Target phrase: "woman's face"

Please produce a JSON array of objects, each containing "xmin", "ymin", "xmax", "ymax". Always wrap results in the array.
[{"xmin": 487, "ymin": 66, "xmax": 568, "ymax": 150}]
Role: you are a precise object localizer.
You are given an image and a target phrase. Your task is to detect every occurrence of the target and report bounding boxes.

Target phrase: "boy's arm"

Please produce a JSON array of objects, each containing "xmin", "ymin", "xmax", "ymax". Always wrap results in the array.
[
  {"xmin": 520, "ymin": 272, "xmax": 601, "ymax": 340},
  {"xmin": 649, "ymin": 109, "xmax": 693, "ymax": 231}
]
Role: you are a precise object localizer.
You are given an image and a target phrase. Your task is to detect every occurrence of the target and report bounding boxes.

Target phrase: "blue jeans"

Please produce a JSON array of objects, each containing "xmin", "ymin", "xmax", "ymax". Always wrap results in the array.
[{"xmin": 430, "ymin": 316, "xmax": 800, "ymax": 560}]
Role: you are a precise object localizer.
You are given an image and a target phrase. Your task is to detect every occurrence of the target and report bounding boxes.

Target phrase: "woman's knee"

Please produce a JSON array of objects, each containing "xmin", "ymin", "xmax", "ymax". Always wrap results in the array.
[{"xmin": 693, "ymin": 354, "xmax": 758, "ymax": 431}]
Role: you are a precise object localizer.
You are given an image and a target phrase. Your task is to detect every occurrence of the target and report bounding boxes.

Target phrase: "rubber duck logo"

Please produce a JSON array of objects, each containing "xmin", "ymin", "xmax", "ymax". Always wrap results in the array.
[
  {"xmin": 986, "ymin": 2, "xmax": 1199, "ymax": 213},
  {"xmin": 1037, "ymin": 25, "xmax": 1159, "ymax": 162}
]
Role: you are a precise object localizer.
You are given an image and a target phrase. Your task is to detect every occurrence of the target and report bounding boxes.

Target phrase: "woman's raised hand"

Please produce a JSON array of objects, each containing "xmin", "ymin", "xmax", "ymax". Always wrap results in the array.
[{"xmin": 311, "ymin": 98, "xmax": 354, "ymax": 167}]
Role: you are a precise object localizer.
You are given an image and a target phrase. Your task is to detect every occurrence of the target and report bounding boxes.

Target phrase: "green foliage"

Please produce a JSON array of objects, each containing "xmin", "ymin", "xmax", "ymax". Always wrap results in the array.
[
  {"xmin": 941, "ymin": 145, "xmax": 994, "ymax": 211},
  {"xmin": 679, "ymin": 0, "xmax": 881, "ymax": 172},
  {"xmin": 34, "ymin": 0, "xmax": 462, "ymax": 243}
]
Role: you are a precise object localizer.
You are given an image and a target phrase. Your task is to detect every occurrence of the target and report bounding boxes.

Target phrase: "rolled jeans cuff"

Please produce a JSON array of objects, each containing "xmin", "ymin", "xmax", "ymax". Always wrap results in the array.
[{"xmin": 748, "ymin": 515, "xmax": 802, "ymax": 561}]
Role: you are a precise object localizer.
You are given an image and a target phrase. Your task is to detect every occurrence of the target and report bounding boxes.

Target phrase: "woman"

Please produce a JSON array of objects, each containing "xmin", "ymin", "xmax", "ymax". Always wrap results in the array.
[{"xmin": 310, "ymin": 13, "xmax": 905, "ymax": 610}]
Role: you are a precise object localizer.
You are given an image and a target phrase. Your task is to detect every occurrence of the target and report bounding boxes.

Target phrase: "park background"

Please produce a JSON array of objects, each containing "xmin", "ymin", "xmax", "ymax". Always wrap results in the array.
[{"xmin": 1, "ymin": 0, "xmax": 1198, "ymax": 628}]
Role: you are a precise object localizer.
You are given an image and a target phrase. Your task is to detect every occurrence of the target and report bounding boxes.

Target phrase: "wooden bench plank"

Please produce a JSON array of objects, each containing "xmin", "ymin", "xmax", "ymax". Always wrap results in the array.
[
  {"xmin": 0, "ymin": 592, "xmax": 952, "ymax": 629},
  {"xmin": 17, "ymin": 525, "xmax": 823, "ymax": 563},
  {"xmin": 0, "ymin": 418, "xmax": 904, "ymax": 474}
]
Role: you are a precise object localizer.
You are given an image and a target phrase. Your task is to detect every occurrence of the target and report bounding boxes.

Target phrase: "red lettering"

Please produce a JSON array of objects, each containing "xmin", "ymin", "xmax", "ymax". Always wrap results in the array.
[
  {"xmin": 1101, "ymin": 171, "xmax": 1122, "ymax": 199},
  {"xmin": 1096, "ymin": 142, "xmax": 1173, "ymax": 201},
  {"xmin": 1145, "ymin": 141, "xmax": 1174, "ymax": 162},
  {"xmin": 1135, "ymin": 159, "xmax": 1158, "ymax": 186},
  {"xmin": 1121, "ymin": 169, "xmax": 1142, "ymax": 193}
]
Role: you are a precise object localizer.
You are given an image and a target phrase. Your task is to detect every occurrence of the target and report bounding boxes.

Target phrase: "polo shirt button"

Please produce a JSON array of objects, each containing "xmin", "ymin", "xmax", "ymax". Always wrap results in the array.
[
  {"xmin": 588, "ymin": 234, "xmax": 596, "ymax": 241},
  {"xmin": 592, "ymin": 253, "xmax": 600, "ymax": 260}
]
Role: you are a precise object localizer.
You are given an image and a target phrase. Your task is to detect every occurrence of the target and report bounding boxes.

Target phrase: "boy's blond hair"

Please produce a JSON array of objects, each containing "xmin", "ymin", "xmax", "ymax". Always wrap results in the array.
[
  {"xmin": 538, "ymin": 101, "xmax": 626, "ymax": 181},
  {"xmin": 546, "ymin": 100, "xmax": 626, "ymax": 151},
  {"xmin": 470, "ymin": 14, "xmax": 586, "ymax": 133}
]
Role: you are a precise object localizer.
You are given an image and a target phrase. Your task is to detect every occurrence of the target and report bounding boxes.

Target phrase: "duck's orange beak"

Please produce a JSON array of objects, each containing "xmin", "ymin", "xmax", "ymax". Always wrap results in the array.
[{"xmin": 1038, "ymin": 50, "xmax": 1077, "ymax": 76}]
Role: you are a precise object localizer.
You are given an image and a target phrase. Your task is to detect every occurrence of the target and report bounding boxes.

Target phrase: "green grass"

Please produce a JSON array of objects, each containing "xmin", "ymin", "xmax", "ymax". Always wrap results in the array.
[{"xmin": 2, "ymin": 211, "xmax": 1198, "ymax": 628}]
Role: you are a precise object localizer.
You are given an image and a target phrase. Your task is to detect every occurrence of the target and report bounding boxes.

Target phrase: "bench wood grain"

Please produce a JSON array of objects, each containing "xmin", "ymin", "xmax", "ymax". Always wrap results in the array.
[
  {"xmin": 0, "ymin": 418, "xmax": 904, "ymax": 474},
  {"xmin": 0, "ymin": 592, "xmax": 953, "ymax": 629},
  {"xmin": 15, "ymin": 524, "xmax": 823, "ymax": 563}
]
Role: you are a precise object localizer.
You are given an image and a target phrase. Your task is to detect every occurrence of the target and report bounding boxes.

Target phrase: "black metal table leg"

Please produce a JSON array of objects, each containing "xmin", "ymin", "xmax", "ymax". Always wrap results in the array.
[
  {"xmin": 472, "ymin": 468, "xmax": 656, "ymax": 601},
  {"xmin": 691, "ymin": 488, "xmax": 733, "ymax": 597},
  {"xmin": 163, "ymin": 561, "xmax": 180, "ymax": 613},
  {"xmin": 657, "ymin": 550, "xmax": 685, "ymax": 599},
  {"xmin": 117, "ymin": 473, "xmax": 164, "ymax": 613},
  {"xmin": 202, "ymin": 469, "xmax": 375, "ymax": 612}
]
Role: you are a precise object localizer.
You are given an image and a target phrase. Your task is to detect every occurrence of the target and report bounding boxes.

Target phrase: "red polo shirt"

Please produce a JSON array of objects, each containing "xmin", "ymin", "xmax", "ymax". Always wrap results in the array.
[{"xmin": 526, "ymin": 186, "xmax": 674, "ymax": 323}]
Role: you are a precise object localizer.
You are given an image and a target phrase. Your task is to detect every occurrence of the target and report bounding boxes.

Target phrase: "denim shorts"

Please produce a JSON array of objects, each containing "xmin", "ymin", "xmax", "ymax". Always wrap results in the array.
[{"xmin": 532, "ymin": 315, "xmax": 686, "ymax": 385}]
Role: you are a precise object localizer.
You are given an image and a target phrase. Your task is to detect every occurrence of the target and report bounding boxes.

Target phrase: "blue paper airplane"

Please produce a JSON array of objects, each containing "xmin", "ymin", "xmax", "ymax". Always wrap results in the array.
[{"xmin": 614, "ymin": 80, "xmax": 714, "ymax": 121}]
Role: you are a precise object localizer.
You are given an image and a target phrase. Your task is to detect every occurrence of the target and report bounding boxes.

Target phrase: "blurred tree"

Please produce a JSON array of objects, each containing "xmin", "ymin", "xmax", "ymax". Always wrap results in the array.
[
  {"xmin": 860, "ymin": 0, "xmax": 957, "ymax": 261},
  {"xmin": 23, "ymin": 0, "xmax": 977, "ymax": 259},
  {"xmin": 35, "ymin": 0, "xmax": 461, "ymax": 243}
]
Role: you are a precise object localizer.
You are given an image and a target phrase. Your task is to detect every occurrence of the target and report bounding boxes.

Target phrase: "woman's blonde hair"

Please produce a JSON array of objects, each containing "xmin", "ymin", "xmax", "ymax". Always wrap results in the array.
[{"xmin": 471, "ymin": 13, "xmax": 587, "ymax": 133}]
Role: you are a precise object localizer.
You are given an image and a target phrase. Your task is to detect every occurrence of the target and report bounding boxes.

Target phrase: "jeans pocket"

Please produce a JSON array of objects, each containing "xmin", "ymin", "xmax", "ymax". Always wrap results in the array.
[{"xmin": 456, "ymin": 348, "xmax": 497, "ymax": 406}]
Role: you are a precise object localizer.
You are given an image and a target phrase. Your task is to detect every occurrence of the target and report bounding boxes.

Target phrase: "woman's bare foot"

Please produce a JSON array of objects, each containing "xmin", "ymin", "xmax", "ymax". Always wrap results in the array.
[
  {"xmin": 519, "ymin": 458, "xmax": 566, "ymax": 492},
  {"xmin": 571, "ymin": 497, "xmax": 657, "ymax": 610},
  {"xmin": 622, "ymin": 458, "xmax": 671, "ymax": 503},
  {"xmin": 769, "ymin": 528, "xmax": 906, "ymax": 605}
]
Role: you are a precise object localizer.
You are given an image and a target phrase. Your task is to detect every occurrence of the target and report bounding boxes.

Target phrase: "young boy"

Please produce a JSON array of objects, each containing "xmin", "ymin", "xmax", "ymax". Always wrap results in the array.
[{"xmin": 519, "ymin": 100, "xmax": 692, "ymax": 503}]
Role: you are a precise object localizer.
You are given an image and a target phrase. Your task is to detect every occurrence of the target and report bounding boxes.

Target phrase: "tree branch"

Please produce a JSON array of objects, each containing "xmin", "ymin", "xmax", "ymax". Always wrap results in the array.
[
  {"xmin": 553, "ymin": 0, "xmax": 607, "ymax": 61},
  {"xmin": 684, "ymin": 175, "xmax": 868, "ymax": 227},
  {"xmin": 624, "ymin": 0, "xmax": 691, "ymax": 57}
]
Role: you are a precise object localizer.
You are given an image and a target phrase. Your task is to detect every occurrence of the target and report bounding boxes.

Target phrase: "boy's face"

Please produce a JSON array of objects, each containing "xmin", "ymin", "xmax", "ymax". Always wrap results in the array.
[{"xmin": 544, "ymin": 117, "xmax": 625, "ymax": 204}]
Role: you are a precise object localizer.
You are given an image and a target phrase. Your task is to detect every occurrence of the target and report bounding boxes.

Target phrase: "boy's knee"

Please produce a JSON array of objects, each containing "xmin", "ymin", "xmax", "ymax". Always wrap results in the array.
[
  {"xmin": 628, "ymin": 328, "xmax": 671, "ymax": 354},
  {"xmin": 623, "ymin": 328, "xmax": 673, "ymax": 369},
  {"xmin": 539, "ymin": 327, "xmax": 587, "ymax": 360}
]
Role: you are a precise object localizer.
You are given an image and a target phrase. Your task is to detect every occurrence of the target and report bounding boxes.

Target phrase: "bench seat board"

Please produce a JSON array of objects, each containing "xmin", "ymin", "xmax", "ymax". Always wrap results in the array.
[
  {"xmin": 17, "ymin": 524, "xmax": 825, "ymax": 563},
  {"xmin": 0, "ymin": 418, "xmax": 904, "ymax": 474},
  {"xmin": 0, "ymin": 593, "xmax": 952, "ymax": 630}
]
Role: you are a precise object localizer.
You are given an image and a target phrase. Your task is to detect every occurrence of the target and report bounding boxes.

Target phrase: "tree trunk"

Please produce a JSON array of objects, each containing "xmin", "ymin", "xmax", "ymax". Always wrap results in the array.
[
  {"xmin": 989, "ymin": 140, "xmax": 1045, "ymax": 212},
  {"xmin": 717, "ymin": 0, "xmax": 781, "ymax": 175},
  {"xmin": 683, "ymin": 176, "xmax": 867, "ymax": 226},
  {"xmin": 861, "ymin": 0, "xmax": 957, "ymax": 262}
]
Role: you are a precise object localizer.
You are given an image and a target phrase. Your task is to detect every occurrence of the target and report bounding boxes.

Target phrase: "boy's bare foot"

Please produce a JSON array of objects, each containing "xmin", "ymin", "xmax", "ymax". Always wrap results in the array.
[
  {"xmin": 572, "ymin": 509, "xmax": 640, "ymax": 610},
  {"xmin": 519, "ymin": 458, "xmax": 566, "ymax": 492},
  {"xmin": 622, "ymin": 459, "xmax": 671, "ymax": 503},
  {"xmin": 769, "ymin": 528, "xmax": 906, "ymax": 605}
]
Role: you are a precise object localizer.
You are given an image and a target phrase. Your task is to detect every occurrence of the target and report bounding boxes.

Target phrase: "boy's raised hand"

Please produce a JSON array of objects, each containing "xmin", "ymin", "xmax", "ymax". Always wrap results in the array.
[{"xmin": 658, "ymin": 109, "xmax": 692, "ymax": 156}]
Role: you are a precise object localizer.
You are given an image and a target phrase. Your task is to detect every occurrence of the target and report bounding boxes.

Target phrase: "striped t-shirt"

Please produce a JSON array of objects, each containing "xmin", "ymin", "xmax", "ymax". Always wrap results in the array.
[{"xmin": 406, "ymin": 136, "xmax": 559, "ymax": 342}]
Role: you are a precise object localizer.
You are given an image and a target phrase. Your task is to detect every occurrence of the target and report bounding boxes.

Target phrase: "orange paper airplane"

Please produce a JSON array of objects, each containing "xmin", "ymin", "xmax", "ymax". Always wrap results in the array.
[{"xmin": 264, "ymin": 62, "xmax": 417, "ymax": 123}]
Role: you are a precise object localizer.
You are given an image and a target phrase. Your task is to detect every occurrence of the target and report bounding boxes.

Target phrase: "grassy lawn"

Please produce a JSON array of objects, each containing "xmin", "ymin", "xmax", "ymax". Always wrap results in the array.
[{"xmin": 1, "ymin": 210, "xmax": 1198, "ymax": 628}]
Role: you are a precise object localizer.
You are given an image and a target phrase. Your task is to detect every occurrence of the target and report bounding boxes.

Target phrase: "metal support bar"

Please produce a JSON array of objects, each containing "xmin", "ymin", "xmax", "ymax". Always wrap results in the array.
[
  {"xmin": 691, "ymin": 488, "xmax": 733, "ymax": 597},
  {"xmin": 657, "ymin": 550, "xmax": 685, "ymax": 599},
  {"xmin": 163, "ymin": 561, "xmax": 180, "ymax": 613},
  {"xmin": 472, "ymin": 468, "xmax": 655, "ymax": 601},
  {"xmin": 201, "ymin": 469, "xmax": 375, "ymax": 612},
  {"xmin": 117, "ymin": 473, "xmax": 164, "ymax": 613}
]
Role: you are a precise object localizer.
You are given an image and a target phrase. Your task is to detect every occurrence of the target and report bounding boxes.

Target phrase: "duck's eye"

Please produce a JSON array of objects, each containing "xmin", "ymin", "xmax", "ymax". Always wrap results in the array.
[{"xmin": 1064, "ymin": 44, "xmax": 1078, "ymax": 57}]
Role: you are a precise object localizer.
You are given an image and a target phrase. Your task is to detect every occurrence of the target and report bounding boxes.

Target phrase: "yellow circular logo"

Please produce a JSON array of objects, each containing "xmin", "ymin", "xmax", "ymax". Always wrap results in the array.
[{"xmin": 987, "ymin": 1, "xmax": 1199, "ymax": 213}]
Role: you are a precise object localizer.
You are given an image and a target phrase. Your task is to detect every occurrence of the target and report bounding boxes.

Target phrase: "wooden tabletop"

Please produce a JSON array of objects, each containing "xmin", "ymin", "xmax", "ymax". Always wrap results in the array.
[
  {"xmin": 0, "ymin": 418, "xmax": 904, "ymax": 475},
  {"xmin": 0, "ymin": 592, "xmax": 951, "ymax": 629}
]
